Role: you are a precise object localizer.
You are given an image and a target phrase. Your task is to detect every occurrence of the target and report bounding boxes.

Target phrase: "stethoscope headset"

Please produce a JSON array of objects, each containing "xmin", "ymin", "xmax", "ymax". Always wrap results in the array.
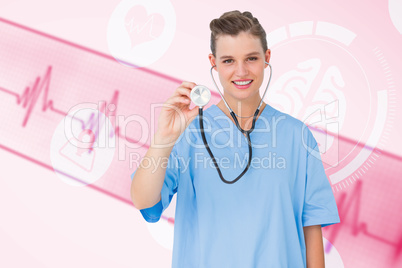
[{"xmin": 190, "ymin": 61, "xmax": 273, "ymax": 184}]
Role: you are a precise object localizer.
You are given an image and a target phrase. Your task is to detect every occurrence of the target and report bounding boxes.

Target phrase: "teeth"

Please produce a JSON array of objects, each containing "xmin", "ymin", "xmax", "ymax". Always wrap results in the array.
[{"xmin": 233, "ymin": 80, "xmax": 252, "ymax": 85}]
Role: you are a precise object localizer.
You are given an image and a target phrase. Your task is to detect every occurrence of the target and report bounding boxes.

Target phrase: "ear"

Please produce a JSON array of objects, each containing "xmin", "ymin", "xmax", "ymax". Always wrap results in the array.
[
  {"xmin": 264, "ymin": 49, "xmax": 271, "ymax": 67},
  {"xmin": 208, "ymin": 53, "xmax": 218, "ymax": 71}
]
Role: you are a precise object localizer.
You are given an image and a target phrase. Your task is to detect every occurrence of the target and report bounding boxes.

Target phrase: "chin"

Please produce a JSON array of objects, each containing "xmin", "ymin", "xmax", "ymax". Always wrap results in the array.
[{"xmin": 229, "ymin": 90, "xmax": 256, "ymax": 101}]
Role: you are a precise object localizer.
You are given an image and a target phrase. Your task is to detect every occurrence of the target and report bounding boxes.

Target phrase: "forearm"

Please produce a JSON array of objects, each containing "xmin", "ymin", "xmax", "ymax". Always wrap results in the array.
[
  {"xmin": 130, "ymin": 132, "xmax": 175, "ymax": 210},
  {"xmin": 303, "ymin": 225, "xmax": 325, "ymax": 268}
]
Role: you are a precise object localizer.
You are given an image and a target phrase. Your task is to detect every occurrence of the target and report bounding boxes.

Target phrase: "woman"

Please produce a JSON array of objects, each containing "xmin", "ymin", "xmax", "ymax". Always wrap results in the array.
[{"xmin": 131, "ymin": 10, "xmax": 340, "ymax": 268}]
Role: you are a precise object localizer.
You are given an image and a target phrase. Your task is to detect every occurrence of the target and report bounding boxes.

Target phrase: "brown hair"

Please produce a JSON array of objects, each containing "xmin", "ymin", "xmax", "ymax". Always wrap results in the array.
[{"xmin": 209, "ymin": 10, "xmax": 268, "ymax": 57}]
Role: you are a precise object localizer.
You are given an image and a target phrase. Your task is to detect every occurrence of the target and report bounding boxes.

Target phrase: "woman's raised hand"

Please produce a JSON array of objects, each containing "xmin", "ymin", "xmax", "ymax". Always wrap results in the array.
[{"xmin": 154, "ymin": 81, "xmax": 200, "ymax": 146}]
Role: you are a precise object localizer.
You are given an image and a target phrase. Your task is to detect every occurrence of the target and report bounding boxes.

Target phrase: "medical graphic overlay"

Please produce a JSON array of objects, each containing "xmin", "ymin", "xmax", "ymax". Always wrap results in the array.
[
  {"xmin": 107, "ymin": 0, "xmax": 176, "ymax": 68},
  {"xmin": 266, "ymin": 21, "xmax": 400, "ymax": 267},
  {"xmin": 0, "ymin": 16, "xmax": 222, "ymax": 252},
  {"xmin": 50, "ymin": 106, "xmax": 115, "ymax": 186}
]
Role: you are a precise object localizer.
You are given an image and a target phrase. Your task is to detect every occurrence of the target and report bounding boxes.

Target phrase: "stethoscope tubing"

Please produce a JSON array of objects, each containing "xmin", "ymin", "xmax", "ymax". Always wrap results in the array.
[
  {"xmin": 198, "ymin": 62, "xmax": 273, "ymax": 184},
  {"xmin": 199, "ymin": 107, "xmax": 253, "ymax": 184}
]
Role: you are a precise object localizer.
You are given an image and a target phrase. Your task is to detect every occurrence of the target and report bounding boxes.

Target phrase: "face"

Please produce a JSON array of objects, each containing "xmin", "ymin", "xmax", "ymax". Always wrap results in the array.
[{"xmin": 209, "ymin": 31, "xmax": 271, "ymax": 103}]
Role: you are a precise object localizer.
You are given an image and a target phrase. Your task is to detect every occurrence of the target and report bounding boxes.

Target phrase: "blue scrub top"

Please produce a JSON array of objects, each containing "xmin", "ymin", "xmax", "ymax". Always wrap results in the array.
[{"xmin": 131, "ymin": 103, "xmax": 340, "ymax": 268}]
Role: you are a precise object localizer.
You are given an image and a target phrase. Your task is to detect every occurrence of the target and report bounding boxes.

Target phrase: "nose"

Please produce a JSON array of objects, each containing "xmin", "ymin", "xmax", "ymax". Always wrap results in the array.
[{"xmin": 234, "ymin": 62, "xmax": 249, "ymax": 77}]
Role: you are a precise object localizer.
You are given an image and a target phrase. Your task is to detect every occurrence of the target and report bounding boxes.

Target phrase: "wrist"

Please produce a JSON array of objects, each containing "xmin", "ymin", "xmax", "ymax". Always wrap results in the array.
[{"xmin": 151, "ymin": 131, "xmax": 177, "ymax": 149}]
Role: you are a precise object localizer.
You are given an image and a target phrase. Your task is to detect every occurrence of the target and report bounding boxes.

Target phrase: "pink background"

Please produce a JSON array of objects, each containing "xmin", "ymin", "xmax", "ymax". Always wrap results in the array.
[{"xmin": 1, "ymin": 0, "xmax": 401, "ymax": 267}]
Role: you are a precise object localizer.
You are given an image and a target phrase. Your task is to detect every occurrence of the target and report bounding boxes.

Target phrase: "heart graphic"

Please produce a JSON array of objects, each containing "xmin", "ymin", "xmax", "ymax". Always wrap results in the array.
[{"xmin": 124, "ymin": 5, "xmax": 165, "ymax": 48}]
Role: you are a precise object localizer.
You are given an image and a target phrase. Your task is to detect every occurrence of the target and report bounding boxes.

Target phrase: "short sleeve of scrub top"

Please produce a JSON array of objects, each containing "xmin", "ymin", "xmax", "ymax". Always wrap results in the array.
[
  {"xmin": 302, "ymin": 126, "xmax": 340, "ymax": 228},
  {"xmin": 130, "ymin": 144, "xmax": 180, "ymax": 223}
]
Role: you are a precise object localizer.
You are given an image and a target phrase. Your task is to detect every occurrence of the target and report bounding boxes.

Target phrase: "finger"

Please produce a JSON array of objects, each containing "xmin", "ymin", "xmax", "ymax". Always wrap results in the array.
[
  {"xmin": 175, "ymin": 86, "xmax": 191, "ymax": 98},
  {"xmin": 183, "ymin": 106, "xmax": 201, "ymax": 127},
  {"xmin": 165, "ymin": 95, "xmax": 191, "ymax": 106},
  {"xmin": 180, "ymin": 81, "xmax": 197, "ymax": 90},
  {"xmin": 170, "ymin": 84, "xmax": 192, "ymax": 99},
  {"xmin": 189, "ymin": 105, "xmax": 200, "ymax": 118}
]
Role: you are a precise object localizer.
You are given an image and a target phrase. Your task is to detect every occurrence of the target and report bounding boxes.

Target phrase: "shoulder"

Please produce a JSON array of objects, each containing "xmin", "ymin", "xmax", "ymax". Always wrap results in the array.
[
  {"xmin": 266, "ymin": 104, "xmax": 317, "ymax": 151},
  {"xmin": 266, "ymin": 104, "xmax": 306, "ymax": 132}
]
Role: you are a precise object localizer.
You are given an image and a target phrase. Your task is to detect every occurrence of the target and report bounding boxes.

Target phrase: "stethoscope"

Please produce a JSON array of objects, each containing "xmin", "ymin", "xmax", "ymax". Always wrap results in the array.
[{"xmin": 190, "ymin": 61, "xmax": 273, "ymax": 184}]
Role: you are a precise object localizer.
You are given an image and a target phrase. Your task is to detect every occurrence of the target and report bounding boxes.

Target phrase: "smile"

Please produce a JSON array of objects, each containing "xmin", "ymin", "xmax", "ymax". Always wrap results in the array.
[{"xmin": 233, "ymin": 80, "xmax": 253, "ymax": 85}]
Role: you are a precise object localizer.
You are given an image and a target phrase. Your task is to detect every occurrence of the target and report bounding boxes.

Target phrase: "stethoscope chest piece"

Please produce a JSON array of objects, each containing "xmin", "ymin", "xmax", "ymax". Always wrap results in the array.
[{"xmin": 191, "ymin": 85, "xmax": 211, "ymax": 107}]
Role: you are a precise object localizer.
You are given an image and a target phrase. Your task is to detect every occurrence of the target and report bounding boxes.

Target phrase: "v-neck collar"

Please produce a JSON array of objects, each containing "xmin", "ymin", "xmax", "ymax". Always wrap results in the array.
[{"xmin": 204, "ymin": 103, "xmax": 274, "ymax": 155}]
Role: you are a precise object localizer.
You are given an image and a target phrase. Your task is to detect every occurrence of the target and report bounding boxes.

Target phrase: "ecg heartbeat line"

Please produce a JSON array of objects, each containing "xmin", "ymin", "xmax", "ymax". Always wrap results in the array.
[
  {"xmin": 0, "ymin": 65, "xmax": 136, "ymax": 145},
  {"xmin": 325, "ymin": 179, "xmax": 402, "ymax": 262},
  {"xmin": 0, "ymin": 65, "xmax": 219, "ymax": 147},
  {"xmin": 0, "ymin": 66, "xmax": 67, "ymax": 127},
  {"xmin": 125, "ymin": 15, "xmax": 158, "ymax": 39}
]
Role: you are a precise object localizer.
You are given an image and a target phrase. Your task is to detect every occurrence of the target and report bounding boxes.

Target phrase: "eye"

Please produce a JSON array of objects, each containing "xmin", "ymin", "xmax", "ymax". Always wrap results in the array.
[
  {"xmin": 223, "ymin": 59, "xmax": 233, "ymax": 64},
  {"xmin": 248, "ymin": 57, "xmax": 258, "ymax": 61}
]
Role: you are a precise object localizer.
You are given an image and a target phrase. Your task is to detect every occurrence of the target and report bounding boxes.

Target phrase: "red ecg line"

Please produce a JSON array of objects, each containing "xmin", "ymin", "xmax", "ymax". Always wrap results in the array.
[
  {"xmin": 0, "ymin": 66, "xmax": 67, "ymax": 127},
  {"xmin": 325, "ymin": 179, "xmax": 402, "ymax": 262}
]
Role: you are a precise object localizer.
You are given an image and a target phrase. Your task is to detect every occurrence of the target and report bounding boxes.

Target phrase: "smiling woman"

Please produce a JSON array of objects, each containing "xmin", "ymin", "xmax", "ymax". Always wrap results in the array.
[
  {"xmin": 130, "ymin": 10, "xmax": 340, "ymax": 268},
  {"xmin": 209, "ymin": 31, "xmax": 271, "ymax": 124}
]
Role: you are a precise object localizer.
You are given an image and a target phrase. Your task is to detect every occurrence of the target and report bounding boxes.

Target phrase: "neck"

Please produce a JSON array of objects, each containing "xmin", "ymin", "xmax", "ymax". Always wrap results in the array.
[
  {"xmin": 219, "ymin": 94, "xmax": 264, "ymax": 117},
  {"xmin": 216, "ymin": 94, "xmax": 266, "ymax": 131}
]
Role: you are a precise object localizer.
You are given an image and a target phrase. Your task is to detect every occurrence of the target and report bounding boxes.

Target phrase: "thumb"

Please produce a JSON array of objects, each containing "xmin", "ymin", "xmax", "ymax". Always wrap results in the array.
[
  {"xmin": 186, "ymin": 105, "xmax": 200, "ymax": 124},
  {"xmin": 190, "ymin": 105, "xmax": 200, "ymax": 118}
]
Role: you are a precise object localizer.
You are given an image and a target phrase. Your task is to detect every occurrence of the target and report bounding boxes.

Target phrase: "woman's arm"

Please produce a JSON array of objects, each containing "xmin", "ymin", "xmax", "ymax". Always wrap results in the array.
[
  {"xmin": 131, "ymin": 81, "xmax": 198, "ymax": 210},
  {"xmin": 303, "ymin": 225, "xmax": 325, "ymax": 268}
]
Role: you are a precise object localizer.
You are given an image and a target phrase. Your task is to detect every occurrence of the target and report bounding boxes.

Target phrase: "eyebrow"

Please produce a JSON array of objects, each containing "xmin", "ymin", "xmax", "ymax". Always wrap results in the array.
[{"xmin": 219, "ymin": 51, "xmax": 261, "ymax": 60}]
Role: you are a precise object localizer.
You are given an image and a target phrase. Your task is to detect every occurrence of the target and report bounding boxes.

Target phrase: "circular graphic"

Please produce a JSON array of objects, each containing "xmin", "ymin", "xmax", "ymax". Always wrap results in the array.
[
  {"xmin": 265, "ymin": 21, "xmax": 395, "ymax": 191},
  {"xmin": 107, "ymin": 0, "xmax": 176, "ymax": 68},
  {"xmin": 389, "ymin": 0, "xmax": 402, "ymax": 34},
  {"xmin": 324, "ymin": 237, "xmax": 344, "ymax": 267},
  {"xmin": 145, "ymin": 195, "xmax": 177, "ymax": 250},
  {"xmin": 50, "ymin": 105, "xmax": 116, "ymax": 186}
]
